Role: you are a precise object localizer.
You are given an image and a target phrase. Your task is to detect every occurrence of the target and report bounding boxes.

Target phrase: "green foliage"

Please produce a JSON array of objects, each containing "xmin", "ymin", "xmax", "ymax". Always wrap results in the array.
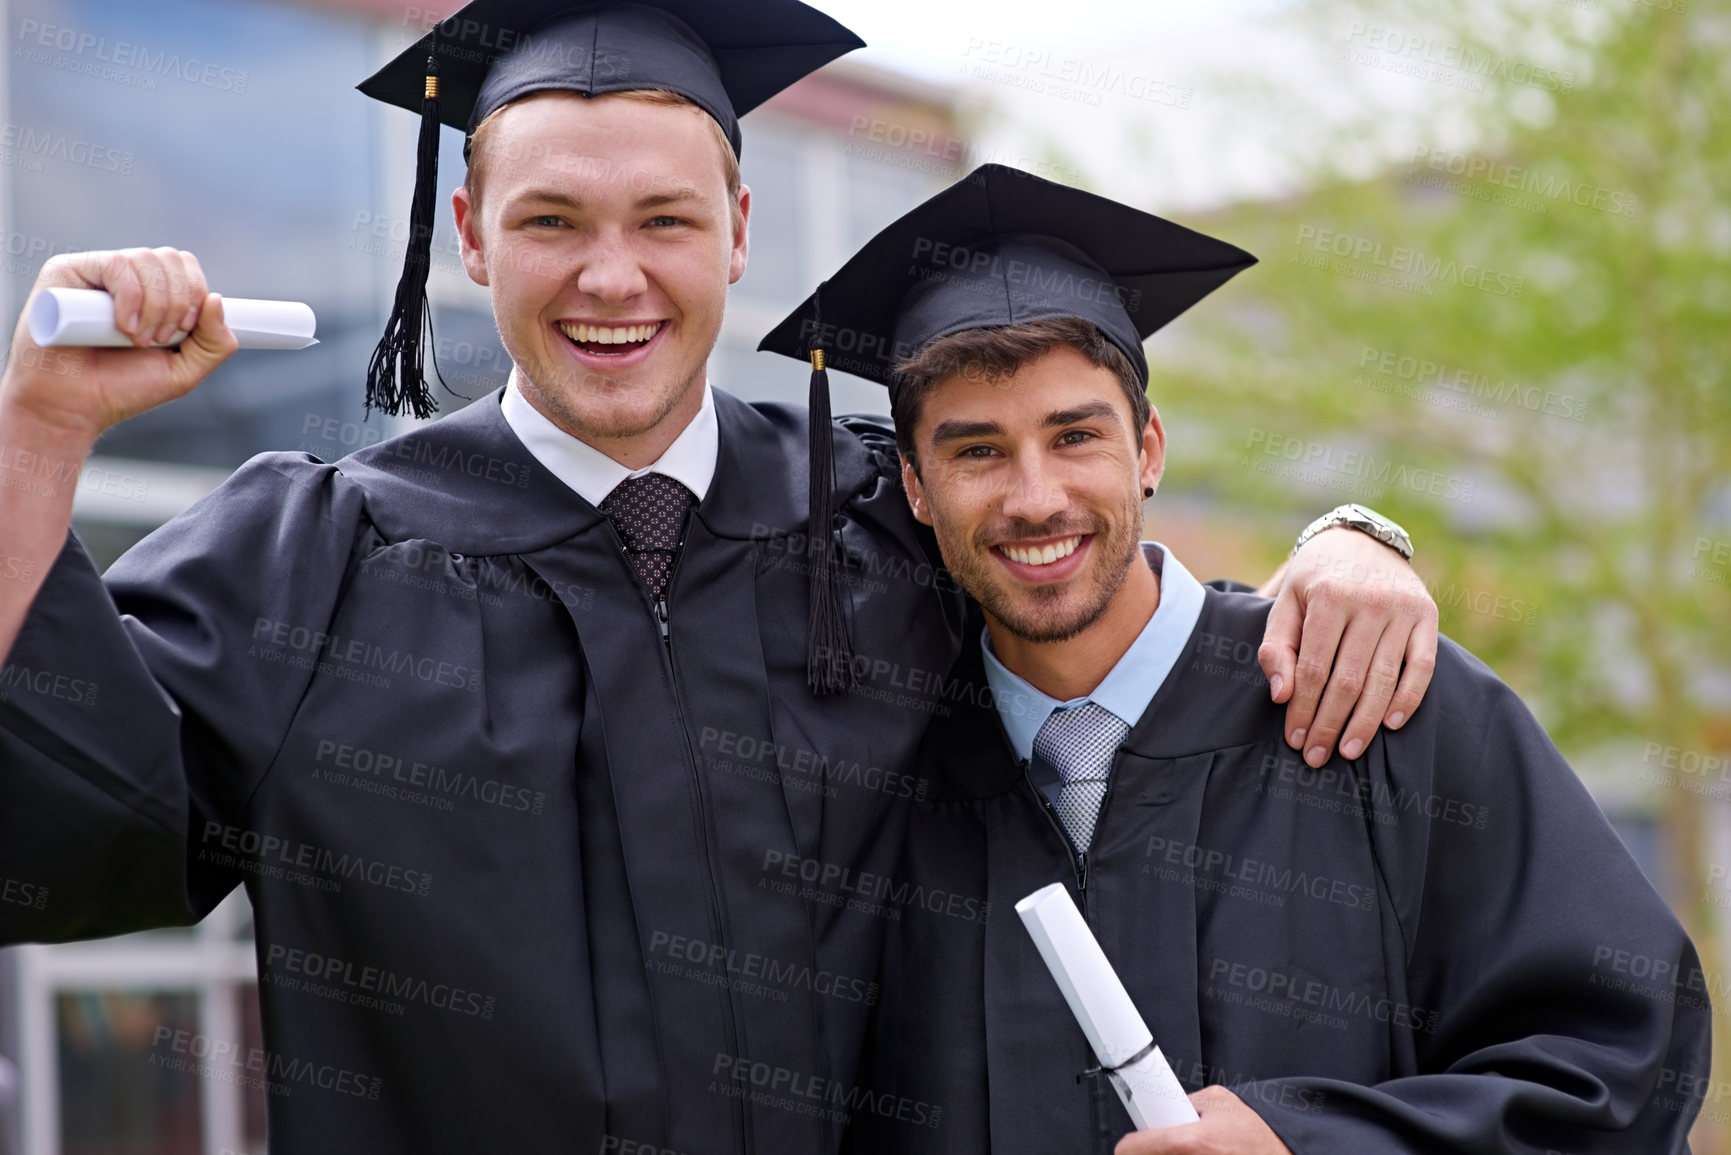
[{"xmin": 1152, "ymin": 0, "xmax": 1731, "ymax": 765}]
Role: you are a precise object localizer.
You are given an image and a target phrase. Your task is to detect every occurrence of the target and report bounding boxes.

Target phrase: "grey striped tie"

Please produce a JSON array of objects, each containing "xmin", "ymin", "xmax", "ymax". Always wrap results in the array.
[{"xmin": 1032, "ymin": 702, "xmax": 1129, "ymax": 855}]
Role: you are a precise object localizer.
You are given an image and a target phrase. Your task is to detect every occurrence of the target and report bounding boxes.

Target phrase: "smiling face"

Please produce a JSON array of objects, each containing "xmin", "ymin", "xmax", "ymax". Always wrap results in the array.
[
  {"xmin": 902, "ymin": 343, "xmax": 1165, "ymax": 644},
  {"xmin": 452, "ymin": 91, "xmax": 748, "ymax": 456}
]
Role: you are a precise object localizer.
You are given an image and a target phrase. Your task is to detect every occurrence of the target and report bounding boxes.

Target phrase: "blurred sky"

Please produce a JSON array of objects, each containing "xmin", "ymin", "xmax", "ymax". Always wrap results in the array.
[
  {"xmin": 815, "ymin": 0, "xmax": 1306, "ymax": 82},
  {"xmin": 803, "ymin": 0, "xmax": 1498, "ymax": 211}
]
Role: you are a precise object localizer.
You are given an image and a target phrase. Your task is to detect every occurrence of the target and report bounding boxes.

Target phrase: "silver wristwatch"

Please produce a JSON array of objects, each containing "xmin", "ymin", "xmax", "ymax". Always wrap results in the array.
[{"xmin": 1292, "ymin": 503, "xmax": 1414, "ymax": 561}]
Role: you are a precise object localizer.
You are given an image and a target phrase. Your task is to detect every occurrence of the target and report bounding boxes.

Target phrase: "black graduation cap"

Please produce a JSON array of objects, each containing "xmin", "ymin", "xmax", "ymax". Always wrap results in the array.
[
  {"xmin": 354, "ymin": 0, "xmax": 864, "ymax": 419},
  {"xmin": 759, "ymin": 162, "xmax": 1258, "ymax": 392},
  {"xmin": 759, "ymin": 163, "xmax": 1256, "ymax": 693}
]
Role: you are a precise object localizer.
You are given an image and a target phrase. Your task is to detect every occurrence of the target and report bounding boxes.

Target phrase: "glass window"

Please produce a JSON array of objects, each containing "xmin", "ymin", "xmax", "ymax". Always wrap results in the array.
[
  {"xmin": 715, "ymin": 335, "xmax": 889, "ymax": 417},
  {"xmin": 715, "ymin": 335, "xmax": 808, "ymax": 409},
  {"xmin": 415, "ymin": 306, "xmax": 511, "ymax": 417},
  {"xmin": 734, "ymin": 137, "xmax": 805, "ymax": 307},
  {"xmin": 58, "ymin": 992, "xmax": 200, "ymax": 1155},
  {"xmin": 7, "ymin": 0, "xmax": 386, "ymax": 470},
  {"xmin": 844, "ymin": 154, "xmax": 934, "ymax": 251}
]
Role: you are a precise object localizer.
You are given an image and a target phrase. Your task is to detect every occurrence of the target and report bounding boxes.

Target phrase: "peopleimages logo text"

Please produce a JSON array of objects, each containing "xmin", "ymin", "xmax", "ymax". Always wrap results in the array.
[{"xmin": 17, "ymin": 21, "xmax": 249, "ymax": 92}]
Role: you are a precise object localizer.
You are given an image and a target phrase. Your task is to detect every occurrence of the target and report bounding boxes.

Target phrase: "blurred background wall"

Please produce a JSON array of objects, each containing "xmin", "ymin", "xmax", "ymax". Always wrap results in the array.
[{"xmin": 0, "ymin": 0, "xmax": 1724, "ymax": 1151}]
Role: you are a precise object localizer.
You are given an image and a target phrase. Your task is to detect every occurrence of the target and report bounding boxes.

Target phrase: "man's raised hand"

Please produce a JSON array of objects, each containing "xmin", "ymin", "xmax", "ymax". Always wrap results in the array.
[
  {"xmin": 3, "ymin": 248, "xmax": 237, "ymax": 443},
  {"xmin": 0, "ymin": 248, "xmax": 237, "ymax": 665}
]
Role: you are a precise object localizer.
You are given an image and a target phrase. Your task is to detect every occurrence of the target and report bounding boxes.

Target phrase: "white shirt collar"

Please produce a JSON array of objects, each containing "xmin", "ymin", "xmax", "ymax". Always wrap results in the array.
[
  {"xmin": 500, "ymin": 374, "xmax": 718, "ymax": 508},
  {"xmin": 981, "ymin": 543, "xmax": 1207, "ymax": 763}
]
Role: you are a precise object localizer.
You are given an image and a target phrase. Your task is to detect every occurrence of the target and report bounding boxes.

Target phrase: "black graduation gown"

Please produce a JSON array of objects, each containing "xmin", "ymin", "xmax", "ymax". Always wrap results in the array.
[
  {"xmin": 0, "ymin": 387, "xmax": 967, "ymax": 1154},
  {"xmin": 857, "ymin": 586, "xmax": 1709, "ymax": 1154}
]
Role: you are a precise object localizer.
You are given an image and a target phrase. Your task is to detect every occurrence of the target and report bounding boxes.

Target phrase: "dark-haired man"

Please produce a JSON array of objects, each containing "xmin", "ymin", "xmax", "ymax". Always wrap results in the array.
[{"xmin": 762, "ymin": 164, "xmax": 1709, "ymax": 1154}]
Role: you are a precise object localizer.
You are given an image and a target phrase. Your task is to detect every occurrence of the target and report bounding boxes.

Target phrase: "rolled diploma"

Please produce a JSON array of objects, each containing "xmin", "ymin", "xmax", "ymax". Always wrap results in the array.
[
  {"xmin": 1015, "ymin": 882, "xmax": 1199, "ymax": 1129},
  {"xmin": 28, "ymin": 287, "xmax": 317, "ymax": 350}
]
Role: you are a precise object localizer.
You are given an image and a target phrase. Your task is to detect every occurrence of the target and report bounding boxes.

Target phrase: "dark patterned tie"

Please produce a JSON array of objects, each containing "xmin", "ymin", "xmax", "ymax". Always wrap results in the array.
[
  {"xmin": 1032, "ymin": 702, "xmax": 1129, "ymax": 855},
  {"xmin": 599, "ymin": 473, "xmax": 698, "ymax": 603}
]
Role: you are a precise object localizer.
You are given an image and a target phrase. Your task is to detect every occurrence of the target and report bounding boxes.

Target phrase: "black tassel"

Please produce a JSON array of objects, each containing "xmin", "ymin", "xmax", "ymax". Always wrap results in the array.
[
  {"xmin": 365, "ymin": 47, "xmax": 443, "ymax": 420},
  {"xmin": 805, "ymin": 284, "xmax": 857, "ymax": 695}
]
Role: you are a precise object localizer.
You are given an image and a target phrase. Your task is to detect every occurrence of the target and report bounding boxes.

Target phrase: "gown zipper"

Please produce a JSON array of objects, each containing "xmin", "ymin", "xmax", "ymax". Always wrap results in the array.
[
  {"xmin": 1026, "ymin": 754, "xmax": 1123, "ymax": 898},
  {"xmin": 1028, "ymin": 751, "xmax": 1121, "ymax": 1148},
  {"xmin": 614, "ymin": 513, "xmax": 748, "ymax": 1154},
  {"xmin": 1028, "ymin": 770, "xmax": 1090, "ymax": 893}
]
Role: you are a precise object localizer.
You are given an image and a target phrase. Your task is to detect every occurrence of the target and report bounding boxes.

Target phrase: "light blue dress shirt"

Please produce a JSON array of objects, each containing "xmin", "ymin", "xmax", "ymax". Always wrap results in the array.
[{"xmin": 981, "ymin": 542, "xmax": 1207, "ymax": 765}]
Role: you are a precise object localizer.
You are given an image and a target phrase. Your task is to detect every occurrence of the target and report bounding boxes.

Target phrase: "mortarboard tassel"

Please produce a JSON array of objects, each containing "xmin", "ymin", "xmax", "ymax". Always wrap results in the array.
[
  {"xmin": 805, "ymin": 285, "xmax": 857, "ymax": 695},
  {"xmin": 364, "ymin": 48, "xmax": 443, "ymax": 420}
]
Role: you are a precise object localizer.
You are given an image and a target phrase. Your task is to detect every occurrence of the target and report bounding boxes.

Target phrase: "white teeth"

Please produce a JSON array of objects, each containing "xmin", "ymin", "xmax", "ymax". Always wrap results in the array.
[
  {"xmin": 1001, "ymin": 536, "xmax": 1082, "ymax": 566},
  {"xmin": 559, "ymin": 321, "xmax": 662, "ymax": 346}
]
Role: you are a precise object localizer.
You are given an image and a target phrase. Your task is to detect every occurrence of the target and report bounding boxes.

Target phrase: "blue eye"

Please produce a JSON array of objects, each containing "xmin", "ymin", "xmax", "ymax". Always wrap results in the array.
[{"xmin": 648, "ymin": 215, "xmax": 681, "ymax": 228}]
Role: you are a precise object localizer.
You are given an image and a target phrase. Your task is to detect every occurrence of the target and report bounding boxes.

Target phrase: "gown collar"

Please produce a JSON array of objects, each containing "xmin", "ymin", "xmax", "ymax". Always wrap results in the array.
[{"xmin": 342, "ymin": 386, "xmax": 829, "ymax": 554}]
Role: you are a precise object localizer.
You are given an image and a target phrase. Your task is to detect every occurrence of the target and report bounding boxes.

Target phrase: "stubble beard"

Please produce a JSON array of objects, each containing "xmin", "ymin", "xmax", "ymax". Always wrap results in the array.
[
  {"xmin": 507, "ymin": 327, "xmax": 706, "ymax": 444},
  {"xmin": 938, "ymin": 488, "xmax": 1145, "ymax": 644}
]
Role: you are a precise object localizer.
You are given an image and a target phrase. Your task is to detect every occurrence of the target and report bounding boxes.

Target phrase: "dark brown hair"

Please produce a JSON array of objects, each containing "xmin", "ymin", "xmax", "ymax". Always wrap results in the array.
[{"xmin": 891, "ymin": 316, "xmax": 1148, "ymax": 472}]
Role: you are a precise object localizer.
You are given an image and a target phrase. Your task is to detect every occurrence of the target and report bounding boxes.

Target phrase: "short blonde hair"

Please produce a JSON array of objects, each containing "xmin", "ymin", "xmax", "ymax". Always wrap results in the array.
[{"xmin": 464, "ymin": 88, "xmax": 743, "ymax": 232}]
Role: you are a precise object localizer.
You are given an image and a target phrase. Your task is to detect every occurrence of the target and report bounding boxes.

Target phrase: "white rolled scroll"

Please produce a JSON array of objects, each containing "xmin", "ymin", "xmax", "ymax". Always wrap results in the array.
[
  {"xmin": 28, "ymin": 287, "xmax": 318, "ymax": 350},
  {"xmin": 1015, "ymin": 882, "xmax": 1200, "ymax": 1130}
]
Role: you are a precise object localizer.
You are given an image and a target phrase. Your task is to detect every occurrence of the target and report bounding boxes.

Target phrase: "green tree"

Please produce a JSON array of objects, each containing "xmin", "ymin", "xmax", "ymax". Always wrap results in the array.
[{"xmin": 1144, "ymin": 0, "xmax": 1731, "ymax": 1144}]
